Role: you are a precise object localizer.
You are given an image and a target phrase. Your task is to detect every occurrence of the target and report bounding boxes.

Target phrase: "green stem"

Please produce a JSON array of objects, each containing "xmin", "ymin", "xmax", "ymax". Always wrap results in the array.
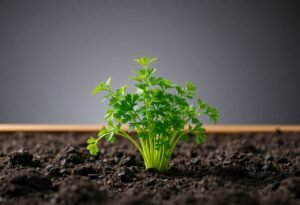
[
  {"xmin": 139, "ymin": 138, "xmax": 151, "ymax": 168},
  {"xmin": 169, "ymin": 131, "xmax": 186, "ymax": 156}
]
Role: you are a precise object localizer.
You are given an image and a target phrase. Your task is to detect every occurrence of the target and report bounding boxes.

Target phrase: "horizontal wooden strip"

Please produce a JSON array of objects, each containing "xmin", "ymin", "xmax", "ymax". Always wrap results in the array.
[{"xmin": 0, "ymin": 124, "xmax": 300, "ymax": 133}]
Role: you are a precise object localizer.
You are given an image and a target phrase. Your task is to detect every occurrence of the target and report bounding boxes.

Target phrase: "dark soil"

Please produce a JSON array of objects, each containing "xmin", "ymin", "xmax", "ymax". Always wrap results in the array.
[{"xmin": 0, "ymin": 131, "xmax": 299, "ymax": 205}]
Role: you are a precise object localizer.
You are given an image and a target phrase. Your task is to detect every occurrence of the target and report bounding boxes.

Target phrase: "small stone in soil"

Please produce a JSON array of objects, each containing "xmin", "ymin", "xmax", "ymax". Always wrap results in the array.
[
  {"xmin": 45, "ymin": 164, "xmax": 53, "ymax": 169},
  {"xmin": 60, "ymin": 159, "xmax": 66, "ymax": 166},
  {"xmin": 190, "ymin": 157, "xmax": 200, "ymax": 164},
  {"xmin": 114, "ymin": 156, "xmax": 120, "ymax": 163},
  {"xmin": 59, "ymin": 168, "xmax": 71, "ymax": 176}
]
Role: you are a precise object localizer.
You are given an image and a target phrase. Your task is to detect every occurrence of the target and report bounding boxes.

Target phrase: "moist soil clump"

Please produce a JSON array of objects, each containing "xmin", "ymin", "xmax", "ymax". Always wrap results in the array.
[{"xmin": 0, "ymin": 132, "xmax": 299, "ymax": 205}]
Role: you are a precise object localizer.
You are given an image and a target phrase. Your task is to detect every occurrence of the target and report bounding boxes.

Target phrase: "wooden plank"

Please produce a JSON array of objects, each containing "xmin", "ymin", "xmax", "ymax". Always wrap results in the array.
[
  {"xmin": 0, "ymin": 124, "xmax": 300, "ymax": 133},
  {"xmin": 0, "ymin": 124, "xmax": 103, "ymax": 132}
]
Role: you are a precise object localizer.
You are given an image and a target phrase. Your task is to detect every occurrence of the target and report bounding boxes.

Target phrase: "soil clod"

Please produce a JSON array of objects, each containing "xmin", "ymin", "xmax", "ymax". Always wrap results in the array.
[
  {"xmin": 0, "ymin": 170, "xmax": 52, "ymax": 197},
  {"xmin": 9, "ymin": 151, "xmax": 36, "ymax": 166},
  {"xmin": 55, "ymin": 176, "xmax": 108, "ymax": 205}
]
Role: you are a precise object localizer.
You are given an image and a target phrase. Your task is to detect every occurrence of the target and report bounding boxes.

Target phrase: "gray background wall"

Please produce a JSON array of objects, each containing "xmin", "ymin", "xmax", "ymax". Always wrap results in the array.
[{"xmin": 0, "ymin": 0, "xmax": 299, "ymax": 124}]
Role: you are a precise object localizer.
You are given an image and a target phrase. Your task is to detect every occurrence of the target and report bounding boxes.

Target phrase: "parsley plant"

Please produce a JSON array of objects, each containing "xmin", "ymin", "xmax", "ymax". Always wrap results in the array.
[{"xmin": 87, "ymin": 57, "xmax": 219, "ymax": 172}]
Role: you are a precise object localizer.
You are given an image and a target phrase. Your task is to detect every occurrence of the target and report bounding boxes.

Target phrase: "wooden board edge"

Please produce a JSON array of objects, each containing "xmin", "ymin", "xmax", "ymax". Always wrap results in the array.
[{"xmin": 0, "ymin": 124, "xmax": 300, "ymax": 133}]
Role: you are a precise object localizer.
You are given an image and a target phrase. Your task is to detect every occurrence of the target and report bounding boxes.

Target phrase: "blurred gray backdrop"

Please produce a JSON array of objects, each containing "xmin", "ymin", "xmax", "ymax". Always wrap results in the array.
[{"xmin": 0, "ymin": 0, "xmax": 299, "ymax": 124}]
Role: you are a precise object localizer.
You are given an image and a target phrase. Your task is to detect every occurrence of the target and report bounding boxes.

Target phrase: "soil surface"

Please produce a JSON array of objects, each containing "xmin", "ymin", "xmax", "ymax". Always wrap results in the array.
[{"xmin": 0, "ymin": 131, "xmax": 299, "ymax": 205}]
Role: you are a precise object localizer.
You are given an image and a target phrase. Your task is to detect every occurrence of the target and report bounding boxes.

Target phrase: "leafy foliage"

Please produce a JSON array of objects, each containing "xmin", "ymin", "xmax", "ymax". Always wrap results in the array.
[
  {"xmin": 86, "ymin": 137, "xmax": 99, "ymax": 155},
  {"xmin": 88, "ymin": 56, "xmax": 219, "ymax": 172}
]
